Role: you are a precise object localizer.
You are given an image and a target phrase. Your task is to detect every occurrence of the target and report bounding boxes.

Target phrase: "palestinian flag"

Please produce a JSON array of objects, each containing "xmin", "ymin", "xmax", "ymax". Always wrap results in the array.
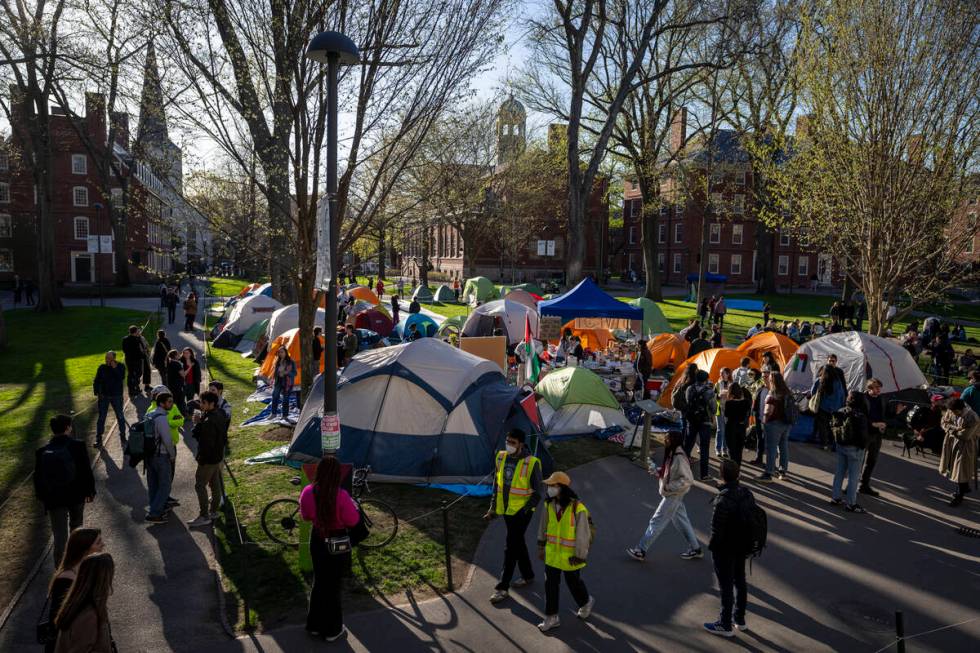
[{"xmin": 524, "ymin": 314, "xmax": 540, "ymax": 384}]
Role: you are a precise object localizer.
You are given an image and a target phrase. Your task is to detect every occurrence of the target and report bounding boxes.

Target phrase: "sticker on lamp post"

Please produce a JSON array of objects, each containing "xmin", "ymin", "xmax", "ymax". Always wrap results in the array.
[{"xmin": 321, "ymin": 412, "xmax": 341, "ymax": 452}]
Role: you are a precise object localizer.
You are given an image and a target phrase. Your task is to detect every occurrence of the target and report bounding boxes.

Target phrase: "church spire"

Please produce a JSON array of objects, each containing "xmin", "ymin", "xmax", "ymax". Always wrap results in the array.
[{"xmin": 136, "ymin": 39, "xmax": 168, "ymax": 146}]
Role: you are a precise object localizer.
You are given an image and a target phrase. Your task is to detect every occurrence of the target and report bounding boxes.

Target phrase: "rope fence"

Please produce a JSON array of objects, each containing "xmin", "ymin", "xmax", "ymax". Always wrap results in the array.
[{"xmin": 871, "ymin": 611, "xmax": 980, "ymax": 653}]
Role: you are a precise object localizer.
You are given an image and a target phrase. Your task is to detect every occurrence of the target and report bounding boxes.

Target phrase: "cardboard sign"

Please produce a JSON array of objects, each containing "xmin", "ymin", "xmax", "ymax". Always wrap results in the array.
[
  {"xmin": 460, "ymin": 336, "xmax": 508, "ymax": 372},
  {"xmin": 574, "ymin": 317, "xmax": 642, "ymax": 332},
  {"xmin": 538, "ymin": 316, "xmax": 563, "ymax": 341}
]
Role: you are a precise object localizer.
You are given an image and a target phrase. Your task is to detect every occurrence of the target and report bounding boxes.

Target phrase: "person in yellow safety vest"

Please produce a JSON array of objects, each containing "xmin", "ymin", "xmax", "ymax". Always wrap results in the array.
[
  {"xmin": 484, "ymin": 429, "xmax": 542, "ymax": 604},
  {"xmin": 148, "ymin": 385, "xmax": 185, "ymax": 509},
  {"xmin": 536, "ymin": 471, "xmax": 594, "ymax": 632}
]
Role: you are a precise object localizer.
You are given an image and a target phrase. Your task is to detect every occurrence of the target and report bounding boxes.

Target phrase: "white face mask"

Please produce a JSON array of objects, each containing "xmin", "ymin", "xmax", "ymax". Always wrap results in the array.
[
  {"xmin": 505, "ymin": 444, "xmax": 517, "ymax": 455},
  {"xmin": 547, "ymin": 486, "xmax": 560, "ymax": 498}
]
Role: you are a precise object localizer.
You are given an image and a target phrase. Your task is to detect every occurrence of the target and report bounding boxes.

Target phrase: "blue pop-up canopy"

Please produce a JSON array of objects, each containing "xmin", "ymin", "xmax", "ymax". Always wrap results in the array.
[{"xmin": 539, "ymin": 277, "xmax": 643, "ymax": 323}]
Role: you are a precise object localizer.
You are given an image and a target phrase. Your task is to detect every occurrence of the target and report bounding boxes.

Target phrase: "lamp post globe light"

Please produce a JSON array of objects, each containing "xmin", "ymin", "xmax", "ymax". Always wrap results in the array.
[{"xmin": 306, "ymin": 31, "xmax": 360, "ymax": 454}]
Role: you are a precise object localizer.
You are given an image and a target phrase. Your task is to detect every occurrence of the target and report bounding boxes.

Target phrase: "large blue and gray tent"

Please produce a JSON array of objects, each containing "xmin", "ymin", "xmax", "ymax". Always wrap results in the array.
[
  {"xmin": 287, "ymin": 339, "xmax": 550, "ymax": 484},
  {"xmin": 393, "ymin": 313, "xmax": 438, "ymax": 341}
]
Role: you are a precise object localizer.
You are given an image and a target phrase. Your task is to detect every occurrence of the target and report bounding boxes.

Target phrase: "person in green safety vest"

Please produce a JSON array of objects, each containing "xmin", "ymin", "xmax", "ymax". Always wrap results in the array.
[
  {"xmin": 147, "ymin": 385, "xmax": 185, "ymax": 510},
  {"xmin": 536, "ymin": 471, "xmax": 594, "ymax": 632},
  {"xmin": 484, "ymin": 429, "xmax": 542, "ymax": 604}
]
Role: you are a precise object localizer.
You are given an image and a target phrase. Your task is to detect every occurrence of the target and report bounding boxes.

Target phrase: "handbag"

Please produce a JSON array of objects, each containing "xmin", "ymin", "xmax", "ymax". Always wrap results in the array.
[
  {"xmin": 325, "ymin": 531, "xmax": 352, "ymax": 555},
  {"xmin": 807, "ymin": 391, "xmax": 822, "ymax": 414},
  {"xmin": 36, "ymin": 593, "xmax": 56, "ymax": 645}
]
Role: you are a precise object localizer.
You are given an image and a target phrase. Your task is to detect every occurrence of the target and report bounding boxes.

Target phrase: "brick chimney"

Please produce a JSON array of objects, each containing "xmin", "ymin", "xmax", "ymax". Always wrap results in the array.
[
  {"xmin": 85, "ymin": 92, "xmax": 107, "ymax": 147},
  {"xmin": 670, "ymin": 107, "xmax": 688, "ymax": 152},
  {"xmin": 110, "ymin": 111, "xmax": 130, "ymax": 150}
]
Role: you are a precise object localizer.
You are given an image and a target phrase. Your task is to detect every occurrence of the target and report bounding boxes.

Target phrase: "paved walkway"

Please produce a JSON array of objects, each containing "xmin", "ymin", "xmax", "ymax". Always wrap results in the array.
[
  {"xmin": 0, "ymin": 291, "xmax": 229, "ymax": 652},
  {"xmin": 213, "ymin": 443, "xmax": 979, "ymax": 652}
]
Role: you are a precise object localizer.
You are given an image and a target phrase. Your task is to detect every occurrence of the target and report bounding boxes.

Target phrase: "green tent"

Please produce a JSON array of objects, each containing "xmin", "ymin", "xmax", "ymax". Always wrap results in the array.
[
  {"xmin": 433, "ymin": 284, "xmax": 456, "ymax": 303},
  {"xmin": 462, "ymin": 276, "xmax": 498, "ymax": 304},
  {"xmin": 412, "ymin": 285, "xmax": 435, "ymax": 303},
  {"xmin": 511, "ymin": 282, "xmax": 545, "ymax": 296},
  {"xmin": 436, "ymin": 314, "xmax": 465, "ymax": 337},
  {"xmin": 243, "ymin": 318, "xmax": 269, "ymax": 342},
  {"xmin": 630, "ymin": 297, "xmax": 672, "ymax": 336},
  {"xmin": 535, "ymin": 367, "xmax": 620, "ymax": 411}
]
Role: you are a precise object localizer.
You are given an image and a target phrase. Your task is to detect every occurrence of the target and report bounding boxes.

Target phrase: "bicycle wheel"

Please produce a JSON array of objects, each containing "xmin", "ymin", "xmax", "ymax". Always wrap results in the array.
[
  {"xmin": 261, "ymin": 498, "xmax": 301, "ymax": 547},
  {"xmin": 357, "ymin": 498, "xmax": 398, "ymax": 548}
]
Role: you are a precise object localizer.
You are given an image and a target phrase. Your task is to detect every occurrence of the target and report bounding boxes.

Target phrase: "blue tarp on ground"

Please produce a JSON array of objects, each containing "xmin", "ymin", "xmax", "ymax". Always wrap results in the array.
[
  {"xmin": 539, "ymin": 277, "xmax": 643, "ymax": 323},
  {"xmin": 789, "ymin": 414, "xmax": 817, "ymax": 442},
  {"xmin": 726, "ymin": 299, "xmax": 766, "ymax": 312},
  {"xmin": 687, "ymin": 273, "xmax": 728, "ymax": 283}
]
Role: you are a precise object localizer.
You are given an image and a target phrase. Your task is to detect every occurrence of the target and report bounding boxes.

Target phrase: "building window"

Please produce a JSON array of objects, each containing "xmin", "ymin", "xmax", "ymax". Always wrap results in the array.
[
  {"xmin": 73, "ymin": 186, "xmax": 89, "ymax": 207},
  {"xmin": 966, "ymin": 238, "xmax": 975, "ymax": 255},
  {"xmin": 731, "ymin": 253, "xmax": 742, "ymax": 275},
  {"xmin": 0, "ymin": 248, "xmax": 11, "ymax": 272},
  {"xmin": 658, "ymin": 223, "xmax": 666, "ymax": 244},
  {"xmin": 71, "ymin": 154, "xmax": 87, "ymax": 175},
  {"xmin": 673, "ymin": 253, "xmax": 683, "ymax": 273},
  {"xmin": 660, "ymin": 206, "xmax": 668, "ymax": 218},
  {"xmin": 0, "ymin": 214, "xmax": 10, "ymax": 238},
  {"xmin": 778, "ymin": 255, "xmax": 789, "ymax": 275},
  {"xmin": 709, "ymin": 223, "xmax": 721, "ymax": 244},
  {"xmin": 0, "ymin": 151, "xmax": 8, "ymax": 171},
  {"xmin": 111, "ymin": 188, "xmax": 123, "ymax": 207},
  {"xmin": 798, "ymin": 257, "xmax": 809, "ymax": 276},
  {"xmin": 710, "ymin": 193, "xmax": 723, "ymax": 211},
  {"xmin": 708, "ymin": 252, "xmax": 719, "ymax": 274},
  {"xmin": 658, "ymin": 252, "xmax": 665, "ymax": 272},
  {"xmin": 631, "ymin": 201, "xmax": 641, "ymax": 217},
  {"xmin": 0, "ymin": 182, "xmax": 10, "ymax": 204},
  {"xmin": 74, "ymin": 216, "xmax": 90, "ymax": 240},
  {"xmin": 734, "ymin": 194, "xmax": 745, "ymax": 215},
  {"xmin": 629, "ymin": 226, "xmax": 636, "ymax": 245},
  {"xmin": 779, "ymin": 231, "xmax": 791, "ymax": 247},
  {"xmin": 735, "ymin": 170, "xmax": 746, "ymax": 185},
  {"xmin": 674, "ymin": 223, "xmax": 683, "ymax": 243},
  {"xmin": 732, "ymin": 224, "xmax": 743, "ymax": 245},
  {"xmin": 710, "ymin": 171, "xmax": 724, "ymax": 184}
]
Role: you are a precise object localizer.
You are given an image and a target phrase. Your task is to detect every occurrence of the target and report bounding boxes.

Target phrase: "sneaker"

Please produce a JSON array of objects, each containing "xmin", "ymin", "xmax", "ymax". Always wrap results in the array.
[
  {"xmin": 776, "ymin": 470, "xmax": 787, "ymax": 480},
  {"xmin": 93, "ymin": 441, "xmax": 103, "ymax": 449},
  {"xmin": 758, "ymin": 473, "xmax": 773, "ymax": 482},
  {"xmin": 325, "ymin": 626, "xmax": 347, "ymax": 642},
  {"xmin": 511, "ymin": 577, "xmax": 533, "ymax": 588},
  {"xmin": 948, "ymin": 495, "xmax": 964, "ymax": 507},
  {"xmin": 845, "ymin": 504, "xmax": 867, "ymax": 514},
  {"xmin": 680, "ymin": 548, "xmax": 704, "ymax": 560},
  {"xmin": 734, "ymin": 619, "xmax": 749, "ymax": 632},
  {"xmin": 576, "ymin": 596, "xmax": 595, "ymax": 619},
  {"xmin": 537, "ymin": 615, "xmax": 560, "ymax": 632},
  {"xmin": 187, "ymin": 515, "xmax": 212, "ymax": 527},
  {"xmin": 703, "ymin": 621, "xmax": 735, "ymax": 637},
  {"xmin": 489, "ymin": 590, "xmax": 509, "ymax": 604},
  {"xmin": 145, "ymin": 514, "xmax": 167, "ymax": 524},
  {"xmin": 830, "ymin": 497, "xmax": 844, "ymax": 506},
  {"xmin": 166, "ymin": 498, "xmax": 180, "ymax": 507},
  {"xmin": 859, "ymin": 486, "xmax": 880, "ymax": 497},
  {"xmin": 626, "ymin": 547, "xmax": 646, "ymax": 561}
]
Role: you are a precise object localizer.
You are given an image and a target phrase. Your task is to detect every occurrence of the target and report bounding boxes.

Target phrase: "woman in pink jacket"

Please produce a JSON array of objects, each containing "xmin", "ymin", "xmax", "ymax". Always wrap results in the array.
[{"xmin": 300, "ymin": 457, "xmax": 361, "ymax": 641}]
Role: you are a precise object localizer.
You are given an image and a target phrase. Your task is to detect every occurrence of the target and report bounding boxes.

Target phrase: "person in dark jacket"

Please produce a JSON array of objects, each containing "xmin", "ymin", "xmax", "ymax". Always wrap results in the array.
[
  {"xmin": 830, "ymin": 391, "xmax": 870, "ymax": 513},
  {"xmin": 860, "ymin": 378, "xmax": 886, "ymax": 497},
  {"xmin": 92, "ymin": 351, "xmax": 126, "ymax": 449},
  {"xmin": 34, "ymin": 415, "xmax": 96, "ymax": 565},
  {"xmin": 121, "ymin": 325, "xmax": 145, "ymax": 396},
  {"xmin": 166, "ymin": 349, "xmax": 187, "ymax": 416},
  {"xmin": 635, "ymin": 340, "xmax": 653, "ymax": 399},
  {"xmin": 164, "ymin": 288, "xmax": 178, "ymax": 325},
  {"xmin": 187, "ymin": 392, "xmax": 229, "ymax": 527},
  {"xmin": 688, "ymin": 330, "xmax": 712, "ymax": 359},
  {"xmin": 724, "ymin": 383, "xmax": 751, "ymax": 465},
  {"xmin": 312, "ymin": 327, "xmax": 324, "ymax": 366},
  {"xmin": 704, "ymin": 459, "xmax": 755, "ymax": 637},
  {"xmin": 152, "ymin": 330, "xmax": 171, "ymax": 382},
  {"xmin": 408, "ymin": 297, "xmax": 421, "ymax": 314}
]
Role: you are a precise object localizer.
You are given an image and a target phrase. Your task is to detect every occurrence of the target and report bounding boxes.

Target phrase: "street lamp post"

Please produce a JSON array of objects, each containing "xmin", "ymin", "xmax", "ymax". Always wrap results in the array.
[{"xmin": 306, "ymin": 31, "xmax": 360, "ymax": 454}]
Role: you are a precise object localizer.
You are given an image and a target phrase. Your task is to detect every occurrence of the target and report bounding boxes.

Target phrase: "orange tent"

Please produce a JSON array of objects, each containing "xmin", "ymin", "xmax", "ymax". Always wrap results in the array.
[
  {"xmin": 259, "ymin": 327, "xmax": 324, "ymax": 385},
  {"xmin": 659, "ymin": 348, "xmax": 752, "ymax": 408},
  {"xmin": 549, "ymin": 320, "xmax": 613, "ymax": 351},
  {"xmin": 737, "ymin": 332, "xmax": 799, "ymax": 370},
  {"xmin": 348, "ymin": 286, "xmax": 379, "ymax": 305},
  {"xmin": 647, "ymin": 333, "xmax": 690, "ymax": 369}
]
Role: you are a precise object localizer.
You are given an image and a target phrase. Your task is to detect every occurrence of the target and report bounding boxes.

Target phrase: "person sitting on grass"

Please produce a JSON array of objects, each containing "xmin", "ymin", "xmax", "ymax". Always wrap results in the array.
[{"xmin": 958, "ymin": 349, "xmax": 977, "ymax": 376}]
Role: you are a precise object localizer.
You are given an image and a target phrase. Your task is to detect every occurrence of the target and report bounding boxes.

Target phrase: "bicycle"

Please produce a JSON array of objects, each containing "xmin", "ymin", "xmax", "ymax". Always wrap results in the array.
[{"xmin": 260, "ymin": 465, "xmax": 399, "ymax": 549}]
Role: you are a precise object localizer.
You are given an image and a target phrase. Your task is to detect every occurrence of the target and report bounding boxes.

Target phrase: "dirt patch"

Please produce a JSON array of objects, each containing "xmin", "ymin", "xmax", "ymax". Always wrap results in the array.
[{"xmin": 259, "ymin": 427, "xmax": 293, "ymax": 442}]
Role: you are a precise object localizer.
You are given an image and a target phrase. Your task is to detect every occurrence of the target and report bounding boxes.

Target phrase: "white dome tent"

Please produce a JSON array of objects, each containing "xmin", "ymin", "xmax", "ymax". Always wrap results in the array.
[
  {"xmin": 461, "ymin": 299, "xmax": 539, "ymax": 345},
  {"xmin": 266, "ymin": 304, "xmax": 327, "ymax": 342},
  {"xmin": 222, "ymin": 293, "xmax": 283, "ymax": 335}
]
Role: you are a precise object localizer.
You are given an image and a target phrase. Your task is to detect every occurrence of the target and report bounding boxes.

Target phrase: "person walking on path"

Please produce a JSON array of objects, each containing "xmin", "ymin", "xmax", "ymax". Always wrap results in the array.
[
  {"xmin": 187, "ymin": 391, "xmax": 229, "ymax": 527},
  {"xmin": 938, "ymin": 398, "xmax": 979, "ymax": 507},
  {"xmin": 43, "ymin": 528, "xmax": 104, "ymax": 653},
  {"xmin": 53, "ymin": 552, "xmax": 115, "ymax": 653},
  {"xmin": 92, "ymin": 351, "xmax": 126, "ymax": 449},
  {"xmin": 375, "ymin": 278, "xmax": 384, "ymax": 299},
  {"xmin": 860, "ymin": 379, "xmax": 886, "ymax": 498},
  {"xmin": 181, "ymin": 347, "xmax": 202, "ymax": 403},
  {"xmin": 166, "ymin": 350, "xmax": 187, "ymax": 417},
  {"xmin": 684, "ymin": 370, "xmax": 717, "ymax": 481},
  {"xmin": 299, "ymin": 456, "xmax": 361, "ymax": 642},
  {"xmin": 809, "ymin": 358, "xmax": 846, "ymax": 450},
  {"xmin": 390, "ymin": 295, "xmax": 400, "ymax": 326},
  {"xmin": 830, "ymin": 391, "xmax": 870, "ymax": 514},
  {"xmin": 152, "ymin": 330, "xmax": 171, "ymax": 382},
  {"xmin": 485, "ymin": 429, "xmax": 542, "ymax": 604},
  {"xmin": 34, "ymin": 415, "xmax": 96, "ymax": 565},
  {"xmin": 270, "ymin": 347, "xmax": 297, "ymax": 420},
  {"xmin": 626, "ymin": 430, "xmax": 702, "ymax": 562},
  {"xmin": 164, "ymin": 288, "xmax": 178, "ymax": 325},
  {"xmin": 760, "ymin": 370, "xmax": 794, "ymax": 481},
  {"xmin": 121, "ymin": 325, "xmax": 145, "ymax": 397},
  {"xmin": 183, "ymin": 292, "xmax": 198, "ymax": 333},
  {"xmin": 715, "ymin": 368, "xmax": 732, "ymax": 457},
  {"xmin": 713, "ymin": 295, "xmax": 727, "ymax": 326},
  {"xmin": 145, "ymin": 393, "xmax": 178, "ymax": 524},
  {"xmin": 703, "ymin": 460, "xmax": 756, "ymax": 638},
  {"xmin": 724, "ymin": 383, "xmax": 751, "ymax": 465},
  {"xmin": 536, "ymin": 471, "xmax": 594, "ymax": 633}
]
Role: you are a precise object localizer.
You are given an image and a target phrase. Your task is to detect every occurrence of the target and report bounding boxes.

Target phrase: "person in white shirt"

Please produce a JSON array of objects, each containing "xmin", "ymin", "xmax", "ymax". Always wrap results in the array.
[
  {"xmin": 745, "ymin": 323, "xmax": 762, "ymax": 340},
  {"xmin": 732, "ymin": 357, "xmax": 752, "ymax": 387}
]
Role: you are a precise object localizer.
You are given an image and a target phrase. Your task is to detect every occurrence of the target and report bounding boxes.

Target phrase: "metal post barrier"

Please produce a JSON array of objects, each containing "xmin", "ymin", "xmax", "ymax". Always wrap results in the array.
[
  {"xmin": 641, "ymin": 412, "xmax": 652, "ymax": 469},
  {"xmin": 441, "ymin": 500, "xmax": 453, "ymax": 591},
  {"xmin": 240, "ymin": 523, "xmax": 250, "ymax": 629},
  {"xmin": 895, "ymin": 611, "xmax": 905, "ymax": 653}
]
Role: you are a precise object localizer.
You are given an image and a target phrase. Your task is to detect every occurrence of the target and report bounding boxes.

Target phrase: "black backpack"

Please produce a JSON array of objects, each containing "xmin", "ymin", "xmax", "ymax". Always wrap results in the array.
[
  {"xmin": 783, "ymin": 393, "xmax": 800, "ymax": 425},
  {"xmin": 125, "ymin": 414, "xmax": 159, "ymax": 468},
  {"xmin": 39, "ymin": 441, "xmax": 77, "ymax": 500},
  {"xmin": 740, "ymin": 492, "xmax": 768, "ymax": 560},
  {"xmin": 685, "ymin": 384, "xmax": 711, "ymax": 424}
]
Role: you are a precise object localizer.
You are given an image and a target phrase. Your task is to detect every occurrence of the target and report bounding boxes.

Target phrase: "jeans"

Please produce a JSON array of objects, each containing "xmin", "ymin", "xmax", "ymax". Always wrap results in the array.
[
  {"xmin": 861, "ymin": 431, "xmax": 883, "ymax": 488},
  {"xmin": 184, "ymin": 313, "xmax": 195, "ymax": 331},
  {"xmin": 125, "ymin": 357, "xmax": 143, "ymax": 394},
  {"xmin": 49, "ymin": 504, "xmax": 84, "ymax": 565},
  {"xmin": 544, "ymin": 564, "xmax": 589, "ymax": 616},
  {"xmin": 713, "ymin": 551, "xmax": 747, "ymax": 627},
  {"xmin": 684, "ymin": 421, "xmax": 712, "ymax": 478},
  {"xmin": 146, "ymin": 453, "xmax": 173, "ymax": 517},
  {"xmin": 496, "ymin": 509, "xmax": 535, "ymax": 590},
  {"xmin": 167, "ymin": 305, "xmax": 176, "ymax": 324},
  {"xmin": 307, "ymin": 536, "xmax": 348, "ymax": 637},
  {"xmin": 751, "ymin": 424, "xmax": 765, "ymax": 462},
  {"xmin": 726, "ymin": 421, "xmax": 747, "ymax": 466},
  {"xmin": 715, "ymin": 414, "xmax": 726, "ymax": 454},
  {"xmin": 813, "ymin": 410, "xmax": 833, "ymax": 448},
  {"xmin": 195, "ymin": 463, "xmax": 222, "ymax": 517},
  {"xmin": 96, "ymin": 395, "xmax": 126, "ymax": 444},
  {"xmin": 764, "ymin": 421, "xmax": 791, "ymax": 475},
  {"xmin": 637, "ymin": 494, "xmax": 699, "ymax": 552},
  {"xmin": 832, "ymin": 445, "xmax": 864, "ymax": 505},
  {"xmin": 270, "ymin": 382, "xmax": 289, "ymax": 418}
]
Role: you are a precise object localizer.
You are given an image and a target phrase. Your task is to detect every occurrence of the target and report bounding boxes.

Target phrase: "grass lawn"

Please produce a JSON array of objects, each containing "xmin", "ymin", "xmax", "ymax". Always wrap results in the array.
[
  {"xmin": 207, "ymin": 276, "xmax": 265, "ymax": 298},
  {"xmin": 0, "ymin": 306, "xmax": 158, "ymax": 607}
]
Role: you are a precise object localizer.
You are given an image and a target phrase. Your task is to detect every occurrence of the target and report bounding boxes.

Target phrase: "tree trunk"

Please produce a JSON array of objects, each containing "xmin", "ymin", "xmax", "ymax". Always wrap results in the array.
[
  {"xmin": 636, "ymin": 175, "xmax": 663, "ymax": 301},
  {"xmin": 566, "ymin": 188, "xmax": 586, "ymax": 285},
  {"xmin": 265, "ymin": 161, "xmax": 291, "ymax": 302},
  {"xmin": 841, "ymin": 276, "xmax": 854, "ymax": 304},
  {"xmin": 754, "ymin": 226, "xmax": 777, "ymax": 294},
  {"xmin": 377, "ymin": 227, "xmax": 386, "ymax": 280},
  {"xmin": 419, "ymin": 228, "xmax": 430, "ymax": 289},
  {"xmin": 0, "ymin": 304, "xmax": 7, "ymax": 349},
  {"xmin": 30, "ymin": 110, "xmax": 62, "ymax": 312}
]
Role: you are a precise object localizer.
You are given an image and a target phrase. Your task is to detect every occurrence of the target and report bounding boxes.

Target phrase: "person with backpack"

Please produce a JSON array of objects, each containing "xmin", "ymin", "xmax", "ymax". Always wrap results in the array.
[
  {"xmin": 34, "ymin": 415, "xmax": 96, "ymax": 565},
  {"xmin": 151, "ymin": 330, "xmax": 171, "ymax": 384},
  {"xmin": 166, "ymin": 350, "xmax": 187, "ymax": 417},
  {"xmin": 187, "ymin": 392, "xmax": 230, "ymax": 527},
  {"xmin": 672, "ymin": 364, "xmax": 698, "ymax": 442},
  {"xmin": 42, "ymin": 528, "xmax": 104, "ymax": 653},
  {"xmin": 759, "ymin": 370, "xmax": 796, "ymax": 481},
  {"xmin": 684, "ymin": 370, "xmax": 717, "ymax": 481},
  {"xmin": 724, "ymin": 383, "xmax": 752, "ymax": 466},
  {"xmin": 809, "ymin": 357, "xmax": 846, "ymax": 450},
  {"xmin": 703, "ymin": 460, "xmax": 761, "ymax": 638},
  {"xmin": 536, "ymin": 471, "xmax": 594, "ymax": 632},
  {"xmin": 485, "ymin": 429, "xmax": 542, "ymax": 604},
  {"xmin": 626, "ymin": 430, "xmax": 702, "ymax": 563},
  {"xmin": 92, "ymin": 351, "xmax": 126, "ymax": 449},
  {"xmin": 860, "ymin": 378, "xmax": 887, "ymax": 498},
  {"xmin": 145, "ymin": 392, "xmax": 178, "ymax": 524},
  {"xmin": 830, "ymin": 391, "xmax": 870, "ymax": 513},
  {"xmin": 144, "ymin": 385, "xmax": 185, "ymax": 511},
  {"xmin": 53, "ymin": 552, "xmax": 115, "ymax": 653}
]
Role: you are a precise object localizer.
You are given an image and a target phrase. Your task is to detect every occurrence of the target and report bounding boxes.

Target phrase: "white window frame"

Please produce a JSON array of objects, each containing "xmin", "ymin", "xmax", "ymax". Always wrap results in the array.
[
  {"xmin": 658, "ymin": 252, "xmax": 665, "ymax": 272},
  {"xmin": 74, "ymin": 216, "xmax": 90, "ymax": 240},
  {"xmin": 966, "ymin": 237, "xmax": 975, "ymax": 254},
  {"xmin": 731, "ymin": 253, "xmax": 742, "ymax": 275},
  {"xmin": 732, "ymin": 224, "xmax": 743, "ymax": 245},
  {"xmin": 674, "ymin": 223, "xmax": 683, "ymax": 244},
  {"xmin": 779, "ymin": 231, "xmax": 791, "ymax": 247},
  {"xmin": 709, "ymin": 222, "xmax": 721, "ymax": 244},
  {"xmin": 710, "ymin": 170, "xmax": 725, "ymax": 184},
  {"xmin": 0, "ymin": 151, "xmax": 8, "ymax": 171},
  {"xmin": 0, "ymin": 214, "xmax": 10, "ymax": 238},
  {"xmin": 798, "ymin": 257, "xmax": 809, "ymax": 276},
  {"xmin": 658, "ymin": 223, "xmax": 666, "ymax": 244},
  {"xmin": 71, "ymin": 154, "xmax": 87, "ymax": 175},
  {"xmin": 73, "ymin": 186, "xmax": 89, "ymax": 207},
  {"xmin": 708, "ymin": 252, "xmax": 719, "ymax": 274},
  {"xmin": 673, "ymin": 253, "xmax": 683, "ymax": 273},
  {"xmin": 0, "ymin": 182, "xmax": 10, "ymax": 204},
  {"xmin": 735, "ymin": 170, "xmax": 746, "ymax": 185},
  {"xmin": 0, "ymin": 248, "xmax": 12, "ymax": 272},
  {"xmin": 711, "ymin": 192, "xmax": 723, "ymax": 210},
  {"xmin": 777, "ymin": 255, "xmax": 789, "ymax": 276},
  {"xmin": 631, "ymin": 201, "xmax": 641, "ymax": 217},
  {"xmin": 734, "ymin": 194, "xmax": 745, "ymax": 215}
]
